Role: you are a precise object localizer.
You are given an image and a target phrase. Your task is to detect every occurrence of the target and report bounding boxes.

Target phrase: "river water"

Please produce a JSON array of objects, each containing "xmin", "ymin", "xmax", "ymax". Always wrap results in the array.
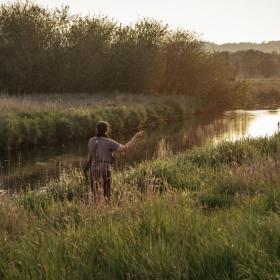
[{"xmin": 1, "ymin": 109, "xmax": 280, "ymax": 191}]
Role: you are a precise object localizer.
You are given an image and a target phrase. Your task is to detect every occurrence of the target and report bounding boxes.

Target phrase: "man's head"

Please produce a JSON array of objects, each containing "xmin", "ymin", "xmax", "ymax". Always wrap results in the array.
[{"xmin": 96, "ymin": 121, "xmax": 109, "ymax": 137}]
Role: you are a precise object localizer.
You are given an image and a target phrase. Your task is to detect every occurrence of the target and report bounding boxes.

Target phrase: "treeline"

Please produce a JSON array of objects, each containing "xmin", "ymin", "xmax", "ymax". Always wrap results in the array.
[
  {"xmin": 207, "ymin": 41, "xmax": 280, "ymax": 53},
  {"xmin": 228, "ymin": 50, "xmax": 280, "ymax": 78},
  {"xmin": 0, "ymin": 1, "xmax": 245, "ymax": 107}
]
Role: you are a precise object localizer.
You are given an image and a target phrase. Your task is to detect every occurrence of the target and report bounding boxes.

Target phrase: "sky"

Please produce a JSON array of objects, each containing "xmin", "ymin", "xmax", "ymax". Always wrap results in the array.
[{"xmin": 2, "ymin": 0, "xmax": 280, "ymax": 44}]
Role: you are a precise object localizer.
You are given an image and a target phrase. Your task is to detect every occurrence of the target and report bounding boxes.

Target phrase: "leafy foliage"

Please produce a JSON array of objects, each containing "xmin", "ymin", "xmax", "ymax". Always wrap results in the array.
[{"xmin": 0, "ymin": 1, "xmax": 244, "ymax": 108}]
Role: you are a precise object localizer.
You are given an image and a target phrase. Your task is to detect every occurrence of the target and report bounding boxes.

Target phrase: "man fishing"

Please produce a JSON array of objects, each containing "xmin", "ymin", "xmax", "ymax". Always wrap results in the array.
[{"xmin": 84, "ymin": 121, "xmax": 144, "ymax": 203}]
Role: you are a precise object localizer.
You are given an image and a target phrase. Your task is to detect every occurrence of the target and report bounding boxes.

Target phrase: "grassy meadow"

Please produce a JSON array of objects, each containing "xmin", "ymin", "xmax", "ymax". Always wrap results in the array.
[
  {"xmin": 1, "ymin": 2, "xmax": 280, "ymax": 279},
  {"xmin": 2, "ymin": 134, "xmax": 280, "ymax": 278}
]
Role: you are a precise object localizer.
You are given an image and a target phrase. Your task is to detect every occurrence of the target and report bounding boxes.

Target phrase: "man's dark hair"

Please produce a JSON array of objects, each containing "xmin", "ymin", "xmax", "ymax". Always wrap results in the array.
[{"xmin": 96, "ymin": 121, "xmax": 109, "ymax": 137}]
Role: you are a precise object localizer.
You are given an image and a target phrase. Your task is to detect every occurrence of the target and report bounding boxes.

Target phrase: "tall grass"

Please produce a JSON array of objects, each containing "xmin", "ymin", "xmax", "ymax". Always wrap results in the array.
[
  {"xmin": 0, "ymin": 93, "xmax": 208, "ymax": 151},
  {"xmin": 3, "ymin": 194, "xmax": 280, "ymax": 279},
  {"xmin": 0, "ymin": 93, "xmax": 189, "ymax": 114},
  {"xmin": 2, "ymin": 135, "xmax": 280, "ymax": 278}
]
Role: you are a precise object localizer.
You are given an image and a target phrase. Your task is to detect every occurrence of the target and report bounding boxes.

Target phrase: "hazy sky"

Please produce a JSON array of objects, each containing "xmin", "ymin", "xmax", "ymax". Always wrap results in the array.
[{"xmin": 2, "ymin": 0, "xmax": 280, "ymax": 43}]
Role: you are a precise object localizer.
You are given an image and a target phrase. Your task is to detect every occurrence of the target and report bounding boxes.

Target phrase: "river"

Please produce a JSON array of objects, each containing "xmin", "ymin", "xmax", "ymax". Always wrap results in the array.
[{"xmin": 1, "ymin": 109, "xmax": 280, "ymax": 191}]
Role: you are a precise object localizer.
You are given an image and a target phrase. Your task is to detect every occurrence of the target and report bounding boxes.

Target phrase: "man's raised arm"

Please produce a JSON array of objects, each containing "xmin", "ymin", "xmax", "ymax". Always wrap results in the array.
[{"xmin": 116, "ymin": 131, "xmax": 144, "ymax": 152}]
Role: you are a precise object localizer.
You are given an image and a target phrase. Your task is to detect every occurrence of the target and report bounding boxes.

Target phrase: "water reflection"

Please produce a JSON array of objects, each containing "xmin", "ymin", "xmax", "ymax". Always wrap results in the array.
[
  {"xmin": 1, "ymin": 109, "xmax": 280, "ymax": 190},
  {"xmin": 210, "ymin": 110, "xmax": 280, "ymax": 144}
]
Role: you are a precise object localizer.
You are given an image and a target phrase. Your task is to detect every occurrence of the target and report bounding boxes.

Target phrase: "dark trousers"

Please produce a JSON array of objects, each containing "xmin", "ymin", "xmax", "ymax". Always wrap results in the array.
[{"xmin": 90, "ymin": 167, "xmax": 111, "ymax": 201}]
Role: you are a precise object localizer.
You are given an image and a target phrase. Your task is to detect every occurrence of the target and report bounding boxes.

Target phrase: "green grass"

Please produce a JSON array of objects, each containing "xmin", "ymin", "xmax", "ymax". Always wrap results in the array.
[
  {"xmin": 2, "ymin": 80, "xmax": 278, "ymax": 151},
  {"xmin": 2, "ymin": 135, "xmax": 280, "ymax": 278},
  {"xmin": 0, "ymin": 93, "xmax": 207, "ymax": 151},
  {"xmin": 3, "ymin": 194, "xmax": 280, "ymax": 279}
]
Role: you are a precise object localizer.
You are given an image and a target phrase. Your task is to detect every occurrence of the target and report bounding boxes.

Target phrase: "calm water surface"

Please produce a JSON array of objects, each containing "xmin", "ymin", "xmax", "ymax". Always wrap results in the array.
[{"xmin": 1, "ymin": 109, "xmax": 280, "ymax": 190}]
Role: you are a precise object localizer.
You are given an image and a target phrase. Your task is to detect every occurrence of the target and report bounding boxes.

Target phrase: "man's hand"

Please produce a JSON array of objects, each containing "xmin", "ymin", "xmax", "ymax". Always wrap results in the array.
[
  {"xmin": 135, "ymin": 130, "xmax": 144, "ymax": 139},
  {"xmin": 116, "ymin": 130, "xmax": 145, "ymax": 153}
]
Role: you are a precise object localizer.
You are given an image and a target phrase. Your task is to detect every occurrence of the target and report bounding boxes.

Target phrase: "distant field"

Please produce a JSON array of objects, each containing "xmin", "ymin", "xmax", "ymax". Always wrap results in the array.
[
  {"xmin": 0, "ymin": 93, "xmax": 173, "ymax": 114},
  {"xmin": 248, "ymin": 78, "xmax": 280, "ymax": 89},
  {"xmin": 247, "ymin": 78, "xmax": 280, "ymax": 107}
]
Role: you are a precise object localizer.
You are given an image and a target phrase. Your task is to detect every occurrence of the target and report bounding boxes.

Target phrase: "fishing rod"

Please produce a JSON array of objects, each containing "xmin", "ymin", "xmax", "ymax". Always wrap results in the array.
[{"xmin": 116, "ymin": 114, "xmax": 187, "ymax": 134}]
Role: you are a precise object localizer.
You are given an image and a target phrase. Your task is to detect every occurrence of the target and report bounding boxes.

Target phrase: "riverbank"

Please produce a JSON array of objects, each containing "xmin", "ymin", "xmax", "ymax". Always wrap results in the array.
[
  {"xmin": 0, "ymin": 93, "xmax": 214, "ymax": 151},
  {"xmin": 2, "ymin": 134, "xmax": 280, "ymax": 278}
]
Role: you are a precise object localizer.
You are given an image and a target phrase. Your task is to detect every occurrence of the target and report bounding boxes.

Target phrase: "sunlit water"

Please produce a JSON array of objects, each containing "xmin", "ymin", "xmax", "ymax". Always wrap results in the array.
[
  {"xmin": 210, "ymin": 110, "xmax": 280, "ymax": 144},
  {"xmin": 1, "ymin": 109, "xmax": 280, "ymax": 191}
]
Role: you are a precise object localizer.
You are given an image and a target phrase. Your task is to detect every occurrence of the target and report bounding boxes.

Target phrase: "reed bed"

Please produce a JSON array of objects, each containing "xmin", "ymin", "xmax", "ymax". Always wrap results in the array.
[
  {"xmin": 2, "ymin": 135, "xmax": 280, "ymax": 278},
  {"xmin": 0, "ymin": 93, "xmax": 206, "ymax": 151}
]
